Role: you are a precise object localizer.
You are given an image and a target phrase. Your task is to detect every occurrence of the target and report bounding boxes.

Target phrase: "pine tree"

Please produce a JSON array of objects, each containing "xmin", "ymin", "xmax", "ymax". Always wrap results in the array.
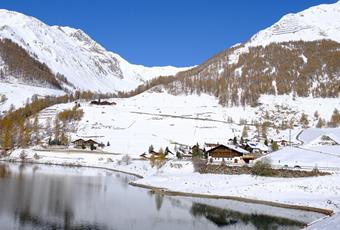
[
  {"xmin": 148, "ymin": 145, "xmax": 154, "ymax": 153},
  {"xmin": 233, "ymin": 136, "xmax": 237, "ymax": 145},
  {"xmin": 271, "ymin": 141, "xmax": 279, "ymax": 151}
]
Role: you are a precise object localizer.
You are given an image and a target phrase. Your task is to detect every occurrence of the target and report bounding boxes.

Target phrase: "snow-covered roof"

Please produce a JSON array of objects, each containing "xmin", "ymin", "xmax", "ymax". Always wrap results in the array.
[{"xmin": 246, "ymin": 142, "xmax": 270, "ymax": 152}]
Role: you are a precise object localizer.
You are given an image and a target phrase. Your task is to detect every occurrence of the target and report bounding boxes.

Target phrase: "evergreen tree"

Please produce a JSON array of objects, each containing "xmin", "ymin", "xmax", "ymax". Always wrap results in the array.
[
  {"xmin": 271, "ymin": 141, "xmax": 279, "ymax": 151},
  {"xmin": 233, "ymin": 136, "xmax": 237, "ymax": 145},
  {"xmin": 316, "ymin": 118, "xmax": 325, "ymax": 128},
  {"xmin": 148, "ymin": 145, "xmax": 154, "ymax": 153}
]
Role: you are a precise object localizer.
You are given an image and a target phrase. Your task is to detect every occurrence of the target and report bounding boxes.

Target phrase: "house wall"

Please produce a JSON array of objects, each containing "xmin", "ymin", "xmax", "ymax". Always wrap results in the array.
[{"xmin": 209, "ymin": 148, "xmax": 242, "ymax": 158}]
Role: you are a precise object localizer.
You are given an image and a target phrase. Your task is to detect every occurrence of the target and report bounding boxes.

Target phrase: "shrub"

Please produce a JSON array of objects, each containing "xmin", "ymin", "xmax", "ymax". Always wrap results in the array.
[
  {"xmin": 33, "ymin": 153, "xmax": 41, "ymax": 160},
  {"xmin": 271, "ymin": 141, "xmax": 279, "ymax": 151},
  {"xmin": 19, "ymin": 150, "xmax": 28, "ymax": 161},
  {"xmin": 251, "ymin": 158, "xmax": 273, "ymax": 176},
  {"xmin": 192, "ymin": 157, "xmax": 206, "ymax": 172},
  {"xmin": 122, "ymin": 154, "xmax": 131, "ymax": 165}
]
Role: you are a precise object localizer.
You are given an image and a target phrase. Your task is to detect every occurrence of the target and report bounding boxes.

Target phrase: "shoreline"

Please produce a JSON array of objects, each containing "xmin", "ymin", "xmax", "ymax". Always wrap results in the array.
[
  {"xmin": 0, "ymin": 157, "xmax": 335, "ymax": 228},
  {"xmin": 0, "ymin": 158, "xmax": 144, "ymax": 179},
  {"xmin": 129, "ymin": 181, "xmax": 333, "ymax": 216}
]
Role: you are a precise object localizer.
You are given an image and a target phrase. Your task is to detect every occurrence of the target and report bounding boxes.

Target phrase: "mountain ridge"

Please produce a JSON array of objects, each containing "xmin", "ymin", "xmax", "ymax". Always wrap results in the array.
[{"xmin": 0, "ymin": 9, "xmax": 190, "ymax": 93}]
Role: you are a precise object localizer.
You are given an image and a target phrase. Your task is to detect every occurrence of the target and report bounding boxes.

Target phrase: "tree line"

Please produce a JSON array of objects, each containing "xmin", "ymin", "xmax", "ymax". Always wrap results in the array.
[
  {"xmin": 119, "ymin": 40, "xmax": 340, "ymax": 108},
  {"xmin": 0, "ymin": 38, "xmax": 73, "ymax": 90}
]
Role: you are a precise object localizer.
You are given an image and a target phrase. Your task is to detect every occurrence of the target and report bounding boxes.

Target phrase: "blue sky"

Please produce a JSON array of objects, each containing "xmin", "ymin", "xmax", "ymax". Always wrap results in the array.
[{"xmin": 0, "ymin": 0, "xmax": 337, "ymax": 67}]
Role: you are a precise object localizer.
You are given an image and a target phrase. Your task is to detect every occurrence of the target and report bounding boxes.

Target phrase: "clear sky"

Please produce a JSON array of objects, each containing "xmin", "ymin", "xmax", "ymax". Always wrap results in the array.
[{"xmin": 0, "ymin": 0, "xmax": 337, "ymax": 67}]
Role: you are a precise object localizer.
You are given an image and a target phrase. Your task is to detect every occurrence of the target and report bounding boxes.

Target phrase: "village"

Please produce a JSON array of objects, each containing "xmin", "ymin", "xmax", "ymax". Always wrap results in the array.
[{"xmin": 33, "ymin": 96, "xmax": 340, "ymax": 173}]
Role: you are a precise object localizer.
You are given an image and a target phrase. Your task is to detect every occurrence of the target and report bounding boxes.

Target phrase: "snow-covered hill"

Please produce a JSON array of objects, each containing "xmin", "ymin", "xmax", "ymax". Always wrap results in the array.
[
  {"xmin": 227, "ymin": 1, "xmax": 340, "ymax": 64},
  {"xmin": 0, "ymin": 9, "xmax": 189, "ymax": 93},
  {"xmin": 248, "ymin": 1, "xmax": 340, "ymax": 47},
  {"xmin": 32, "ymin": 90, "xmax": 340, "ymax": 155}
]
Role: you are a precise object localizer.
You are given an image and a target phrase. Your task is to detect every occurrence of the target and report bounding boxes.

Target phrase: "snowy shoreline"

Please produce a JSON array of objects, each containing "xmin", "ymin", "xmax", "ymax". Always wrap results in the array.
[{"xmin": 128, "ymin": 181, "xmax": 333, "ymax": 215}]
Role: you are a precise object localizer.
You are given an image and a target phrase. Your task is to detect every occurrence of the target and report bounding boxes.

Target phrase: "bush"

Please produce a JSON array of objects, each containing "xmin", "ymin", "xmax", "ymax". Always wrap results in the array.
[
  {"xmin": 33, "ymin": 153, "xmax": 41, "ymax": 160},
  {"xmin": 271, "ymin": 141, "xmax": 279, "ymax": 151},
  {"xmin": 251, "ymin": 158, "xmax": 273, "ymax": 176},
  {"xmin": 19, "ymin": 150, "xmax": 28, "ymax": 161},
  {"xmin": 122, "ymin": 154, "xmax": 131, "ymax": 165},
  {"xmin": 192, "ymin": 157, "xmax": 206, "ymax": 172}
]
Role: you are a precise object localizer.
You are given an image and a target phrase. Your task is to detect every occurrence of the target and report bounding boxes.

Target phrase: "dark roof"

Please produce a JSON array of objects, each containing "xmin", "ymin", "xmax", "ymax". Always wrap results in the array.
[
  {"xmin": 71, "ymin": 138, "xmax": 85, "ymax": 143},
  {"xmin": 85, "ymin": 139, "xmax": 99, "ymax": 144},
  {"xmin": 207, "ymin": 144, "xmax": 249, "ymax": 155}
]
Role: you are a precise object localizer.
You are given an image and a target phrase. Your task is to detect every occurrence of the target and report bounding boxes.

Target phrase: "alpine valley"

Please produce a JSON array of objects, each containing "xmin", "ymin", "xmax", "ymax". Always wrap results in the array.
[{"xmin": 0, "ymin": 1, "xmax": 340, "ymax": 230}]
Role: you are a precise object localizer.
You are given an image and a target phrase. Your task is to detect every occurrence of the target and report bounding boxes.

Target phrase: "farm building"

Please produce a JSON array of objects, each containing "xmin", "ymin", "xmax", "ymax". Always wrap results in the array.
[{"xmin": 207, "ymin": 144, "xmax": 252, "ymax": 164}]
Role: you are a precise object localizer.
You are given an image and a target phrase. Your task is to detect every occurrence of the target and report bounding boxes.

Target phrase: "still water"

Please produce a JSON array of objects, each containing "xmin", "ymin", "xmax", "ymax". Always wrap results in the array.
[{"xmin": 0, "ymin": 163, "xmax": 324, "ymax": 230}]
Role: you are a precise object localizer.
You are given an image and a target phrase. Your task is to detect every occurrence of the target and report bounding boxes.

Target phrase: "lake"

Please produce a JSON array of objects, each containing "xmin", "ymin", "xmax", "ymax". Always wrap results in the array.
[{"xmin": 0, "ymin": 163, "xmax": 324, "ymax": 230}]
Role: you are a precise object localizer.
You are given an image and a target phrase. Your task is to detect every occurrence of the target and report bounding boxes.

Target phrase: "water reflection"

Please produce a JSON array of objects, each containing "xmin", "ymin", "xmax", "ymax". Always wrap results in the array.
[
  {"xmin": 0, "ymin": 163, "xmax": 323, "ymax": 230},
  {"xmin": 0, "ymin": 164, "xmax": 10, "ymax": 178},
  {"xmin": 190, "ymin": 203, "xmax": 305, "ymax": 229}
]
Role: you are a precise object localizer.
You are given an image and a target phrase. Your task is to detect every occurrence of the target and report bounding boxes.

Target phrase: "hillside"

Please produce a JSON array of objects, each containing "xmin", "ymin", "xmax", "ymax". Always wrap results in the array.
[
  {"xmin": 0, "ymin": 9, "xmax": 189, "ymax": 93},
  {"xmin": 30, "ymin": 90, "xmax": 339, "ymax": 155},
  {"xmin": 134, "ymin": 1, "xmax": 340, "ymax": 108}
]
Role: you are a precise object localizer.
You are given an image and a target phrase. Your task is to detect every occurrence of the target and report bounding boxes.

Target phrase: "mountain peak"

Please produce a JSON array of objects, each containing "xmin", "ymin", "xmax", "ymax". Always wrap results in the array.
[
  {"xmin": 0, "ymin": 9, "xmax": 190, "ymax": 93},
  {"xmin": 247, "ymin": 1, "xmax": 340, "ymax": 47}
]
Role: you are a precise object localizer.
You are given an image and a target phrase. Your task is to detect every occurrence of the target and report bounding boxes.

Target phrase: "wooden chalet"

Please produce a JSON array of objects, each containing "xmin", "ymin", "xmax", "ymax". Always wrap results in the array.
[
  {"xmin": 207, "ymin": 144, "xmax": 250, "ymax": 164},
  {"xmin": 72, "ymin": 139, "xmax": 86, "ymax": 147},
  {"xmin": 72, "ymin": 138, "xmax": 99, "ymax": 149}
]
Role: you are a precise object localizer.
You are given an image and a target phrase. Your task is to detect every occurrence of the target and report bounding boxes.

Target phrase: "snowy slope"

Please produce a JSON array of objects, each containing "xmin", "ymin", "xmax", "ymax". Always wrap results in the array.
[
  {"xmin": 32, "ymin": 90, "xmax": 339, "ymax": 155},
  {"xmin": 0, "ymin": 82, "xmax": 64, "ymax": 113},
  {"xmin": 226, "ymin": 1, "xmax": 340, "ymax": 64},
  {"xmin": 0, "ymin": 9, "xmax": 190, "ymax": 93},
  {"xmin": 299, "ymin": 128, "xmax": 340, "ymax": 144},
  {"xmin": 248, "ymin": 1, "xmax": 340, "ymax": 46}
]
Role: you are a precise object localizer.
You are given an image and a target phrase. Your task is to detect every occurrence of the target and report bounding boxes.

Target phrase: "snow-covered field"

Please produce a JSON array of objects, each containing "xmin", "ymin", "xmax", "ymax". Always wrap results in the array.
[{"xmin": 35, "ymin": 91, "xmax": 340, "ymax": 156}]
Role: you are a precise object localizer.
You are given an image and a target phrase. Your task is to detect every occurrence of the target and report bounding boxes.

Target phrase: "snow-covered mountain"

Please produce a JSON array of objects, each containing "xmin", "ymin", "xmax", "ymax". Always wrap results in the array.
[
  {"xmin": 0, "ymin": 9, "xmax": 189, "ymax": 93},
  {"xmin": 152, "ymin": 1, "xmax": 340, "ymax": 108},
  {"xmin": 248, "ymin": 1, "xmax": 340, "ymax": 47}
]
